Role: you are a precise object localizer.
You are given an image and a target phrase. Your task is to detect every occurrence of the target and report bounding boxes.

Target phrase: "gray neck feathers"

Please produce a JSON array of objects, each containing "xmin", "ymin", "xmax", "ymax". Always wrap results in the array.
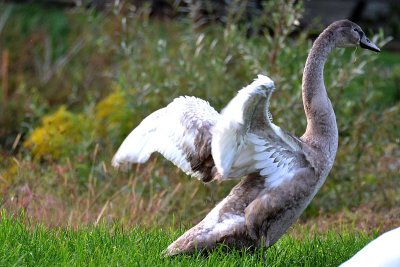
[{"xmin": 301, "ymin": 27, "xmax": 338, "ymax": 161}]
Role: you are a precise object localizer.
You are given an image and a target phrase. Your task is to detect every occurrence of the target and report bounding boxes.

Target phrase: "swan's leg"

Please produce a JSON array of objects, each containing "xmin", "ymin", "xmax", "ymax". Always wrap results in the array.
[
  {"xmin": 163, "ymin": 198, "xmax": 249, "ymax": 256},
  {"xmin": 164, "ymin": 174, "xmax": 266, "ymax": 256},
  {"xmin": 163, "ymin": 214, "xmax": 248, "ymax": 256}
]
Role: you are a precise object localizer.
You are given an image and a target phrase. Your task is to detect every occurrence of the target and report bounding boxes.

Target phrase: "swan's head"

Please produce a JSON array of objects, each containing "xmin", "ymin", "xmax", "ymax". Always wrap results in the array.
[{"xmin": 331, "ymin": 20, "xmax": 380, "ymax": 52}]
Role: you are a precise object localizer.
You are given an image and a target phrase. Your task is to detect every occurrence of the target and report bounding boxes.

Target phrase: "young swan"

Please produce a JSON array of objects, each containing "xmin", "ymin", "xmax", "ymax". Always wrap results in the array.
[
  {"xmin": 112, "ymin": 20, "xmax": 380, "ymax": 255},
  {"xmin": 340, "ymin": 227, "xmax": 400, "ymax": 267}
]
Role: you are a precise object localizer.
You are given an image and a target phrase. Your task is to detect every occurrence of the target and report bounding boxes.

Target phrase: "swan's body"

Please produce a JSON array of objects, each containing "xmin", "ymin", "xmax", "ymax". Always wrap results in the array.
[
  {"xmin": 340, "ymin": 227, "xmax": 400, "ymax": 267},
  {"xmin": 112, "ymin": 20, "xmax": 380, "ymax": 255}
]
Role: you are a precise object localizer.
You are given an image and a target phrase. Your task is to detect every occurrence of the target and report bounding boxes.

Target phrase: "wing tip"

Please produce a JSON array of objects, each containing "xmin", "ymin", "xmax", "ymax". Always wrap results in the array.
[
  {"xmin": 111, "ymin": 155, "xmax": 133, "ymax": 172},
  {"xmin": 255, "ymin": 74, "xmax": 275, "ymax": 90},
  {"xmin": 111, "ymin": 157, "xmax": 121, "ymax": 168},
  {"xmin": 111, "ymin": 154, "xmax": 125, "ymax": 170},
  {"xmin": 236, "ymin": 74, "xmax": 275, "ymax": 98}
]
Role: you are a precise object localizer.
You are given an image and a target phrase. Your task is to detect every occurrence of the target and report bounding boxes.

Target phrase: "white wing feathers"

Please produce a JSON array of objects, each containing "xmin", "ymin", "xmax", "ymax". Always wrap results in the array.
[
  {"xmin": 211, "ymin": 74, "xmax": 309, "ymax": 187},
  {"xmin": 211, "ymin": 75, "xmax": 275, "ymax": 179},
  {"xmin": 248, "ymin": 133, "xmax": 305, "ymax": 187},
  {"xmin": 112, "ymin": 108, "xmax": 165, "ymax": 165},
  {"xmin": 112, "ymin": 96, "xmax": 219, "ymax": 180},
  {"xmin": 112, "ymin": 74, "xmax": 309, "ymax": 186}
]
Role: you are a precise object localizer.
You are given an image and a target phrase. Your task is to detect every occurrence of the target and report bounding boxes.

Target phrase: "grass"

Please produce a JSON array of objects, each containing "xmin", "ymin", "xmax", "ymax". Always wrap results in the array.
[{"xmin": 0, "ymin": 211, "xmax": 374, "ymax": 267}]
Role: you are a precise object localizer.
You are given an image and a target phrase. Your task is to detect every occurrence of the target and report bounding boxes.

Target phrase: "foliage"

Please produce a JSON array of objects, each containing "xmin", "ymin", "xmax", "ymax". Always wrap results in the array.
[
  {"xmin": 22, "ymin": 87, "xmax": 134, "ymax": 160},
  {"xmin": 95, "ymin": 88, "xmax": 134, "ymax": 145},
  {"xmin": 23, "ymin": 106, "xmax": 92, "ymax": 160},
  {"xmin": 0, "ymin": 0, "xmax": 399, "ymax": 228},
  {"xmin": 0, "ymin": 211, "xmax": 374, "ymax": 267}
]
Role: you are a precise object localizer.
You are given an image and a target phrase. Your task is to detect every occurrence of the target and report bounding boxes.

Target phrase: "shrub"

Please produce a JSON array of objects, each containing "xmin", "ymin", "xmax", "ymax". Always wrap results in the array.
[
  {"xmin": 24, "ymin": 106, "xmax": 92, "ymax": 160},
  {"xmin": 95, "ymin": 88, "xmax": 134, "ymax": 145}
]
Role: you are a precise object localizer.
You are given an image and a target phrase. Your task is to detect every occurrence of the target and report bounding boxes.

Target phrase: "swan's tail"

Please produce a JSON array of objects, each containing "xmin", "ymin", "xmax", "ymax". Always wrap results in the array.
[
  {"xmin": 163, "ymin": 216, "xmax": 250, "ymax": 256},
  {"xmin": 163, "ymin": 196, "xmax": 251, "ymax": 256}
]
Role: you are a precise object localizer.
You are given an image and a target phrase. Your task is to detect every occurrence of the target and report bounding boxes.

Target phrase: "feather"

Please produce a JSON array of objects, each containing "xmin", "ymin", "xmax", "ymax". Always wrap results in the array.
[
  {"xmin": 112, "ymin": 96, "xmax": 219, "ymax": 180},
  {"xmin": 212, "ymin": 75, "xmax": 275, "ymax": 178}
]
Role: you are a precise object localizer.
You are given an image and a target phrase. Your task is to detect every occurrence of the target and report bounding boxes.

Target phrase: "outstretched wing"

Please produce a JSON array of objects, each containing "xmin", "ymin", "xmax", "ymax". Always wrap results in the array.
[
  {"xmin": 211, "ymin": 74, "xmax": 275, "ymax": 179},
  {"xmin": 113, "ymin": 74, "xmax": 310, "ymax": 185},
  {"xmin": 212, "ymin": 74, "xmax": 310, "ymax": 186},
  {"xmin": 112, "ymin": 96, "xmax": 220, "ymax": 181}
]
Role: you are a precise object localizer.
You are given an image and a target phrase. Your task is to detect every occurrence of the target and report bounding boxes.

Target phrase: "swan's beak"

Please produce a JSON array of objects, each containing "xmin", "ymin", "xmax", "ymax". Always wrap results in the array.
[{"xmin": 360, "ymin": 34, "xmax": 380, "ymax": 52}]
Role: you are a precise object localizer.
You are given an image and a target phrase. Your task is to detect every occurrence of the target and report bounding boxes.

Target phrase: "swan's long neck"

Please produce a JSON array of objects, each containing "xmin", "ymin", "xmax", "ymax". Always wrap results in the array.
[{"xmin": 301, "ymin": 28, "xmax": 338, "ymax": 162}]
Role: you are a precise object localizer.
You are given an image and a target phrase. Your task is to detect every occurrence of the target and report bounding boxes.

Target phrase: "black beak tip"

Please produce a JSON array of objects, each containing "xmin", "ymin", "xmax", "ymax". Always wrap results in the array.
[
  {"xmin": 368, "ymin": 44, "xmax": 381, "ymax": 53},
  {"xmin": 360, "ymin": 42, "xmax": 381, "ymax": 53}
]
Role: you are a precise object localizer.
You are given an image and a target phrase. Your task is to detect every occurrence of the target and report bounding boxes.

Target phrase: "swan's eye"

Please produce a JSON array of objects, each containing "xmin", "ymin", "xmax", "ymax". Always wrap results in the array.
[{"xmin": 352, "ymin": 28, "xmax": 363, "ymax": 39}]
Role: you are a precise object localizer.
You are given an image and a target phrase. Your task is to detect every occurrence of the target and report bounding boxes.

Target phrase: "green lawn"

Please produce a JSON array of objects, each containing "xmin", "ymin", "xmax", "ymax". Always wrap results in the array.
[{"xmin": 0, "ymin": 212, "xmax": 373, "ymax": 267}]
